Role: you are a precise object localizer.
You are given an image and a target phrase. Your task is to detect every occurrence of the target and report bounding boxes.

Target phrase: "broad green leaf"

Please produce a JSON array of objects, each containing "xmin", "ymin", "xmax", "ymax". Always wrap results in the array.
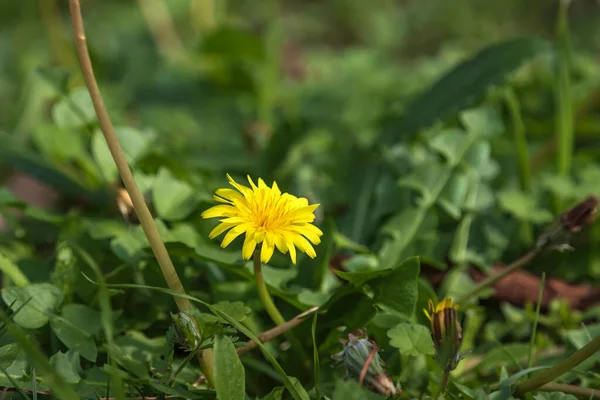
[
  {"xmin": 2, "ymin": 283, "xmax": 64, "ymax": 329},
  {"xmin": 390, "ymin": 37, "xmax": 549, "ymax": 135},
  {"xmin": 335, "ymin": 257, "xmax": 421, "ymax": 317},
  {"xmin": 85, "ymin": 218, "xmax": 128, "ymax": 240},
  {"xmin": 32, "ymin": 124, "xmax": 85, "ymax": 161},
  {"xmin": 195, "ymin": 246, "xmax": 239, "ymax": 266},
  {"xmin": 214, "ymin": 335, "xmax": 245, "ymax": 400},
  {"xmin": 460, "ymin": 105, "xmax": 505, "ymax": 137},
  {"xmin": 0, "ymin": 253, "xmax": 30, "ymax": 288},
  {"xmin": 152, "ymin": 168, "xmax": 199, "ymax": 221},
  {"xmin": 51, "ymin": 87, "xmax": 97, "ymax": 129},
  {"xmin": 92, "ymin": 127, "xmax": 150, "ymax": 182},
  {"xmin": 497, "ymin": 190, "xmax": 553, "ymax": 224},
  {"xmin": 0, "ymin": 344, "xmax": 19, "ymax": 369},
  {"xmin": 320, "ymin": 292, "xmax": 377, "ymax": 331},
  {"xmin": 51, "ymin": 304, "xmax": 101, "ymax": 362},
  {"xmin": 387, "ymin": 323, "xmax": 435, "ymax": 356},
  {"xmin": 369, "ymin": 257, "xmax": 421, "ymax": 316},
  {"xmin": 49, "ymin": 351, "xmax": 82, "ymax": 384},
  {"xmin": 259, "ymin": 387, "xmax": 285, "ymax": 400}
]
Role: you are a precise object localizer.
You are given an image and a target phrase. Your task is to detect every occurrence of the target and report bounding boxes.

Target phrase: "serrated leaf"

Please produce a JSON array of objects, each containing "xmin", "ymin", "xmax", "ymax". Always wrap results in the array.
[
  {"xmin": 2, "ymin": 283, "xmax": 64, "ymax": 329},
  {"xmin": 152, "ymin": 168, "xmax": 199, "ymax": 221},
  {"xmin": 387, "ymin": 323, "xmax": 435, "ymax": 356},
  {"xmin": 391, "ymin": 37, "xmax": 549, "ymax": 135},
  {"xmin": 203, "ymin": 301, "xmax": 251, "ymax": 323},
  {"xmin": 214, "ymin": 335, "xmax": 245, "ymax": 400}
]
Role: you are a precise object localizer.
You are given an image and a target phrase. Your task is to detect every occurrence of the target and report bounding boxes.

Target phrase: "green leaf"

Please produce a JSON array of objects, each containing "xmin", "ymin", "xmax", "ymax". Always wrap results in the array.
[
  {"xmin": 214, "ymin": 335, "xmax": 245, "ymax": 400},
  {"xmin": 1, "ymin": 283, "xmax": 64, "ymax": 329},
  {"xmin": 335, "ymin": 257, "xmax": 421, "ymax": 317},
  {"xmin": 32, "ymin": 124, "xmax": 85, "ymax": 161},
  {"xmin": 248, "ymin": 264, "xmax": 298, "ymax": 290},
  {"xmin": 51, "ymin": 304, "xmax": 101, "ymax": 362},
  {"xmin": 320, "ymin": 292, "xmax": 377, "ymax": 331},
  {"xmin": 203, "ymin": 301, "xmax": 252, "ymax": 323},
  {"xmin": 51, "ymin": 87, "xmax": 97, "ymax": 129},
  {"xmin": 49, "ymin": 351, "xmax": 82, "ymax": 384},
  {"xmin": 91, "ymin": 127, "xmax": 150, "ymax": 182},
  {"xmin": 428, "ymin": 129, "xmax": 470, "ymax": 166},
  {"xmin": 387, "ymin": 323, "xmax": 435, "ymax": 356},
  {"xmin": 497, "ymin": 190, "xmax": 553, "ymax": 224},
  {"xmin": 390, "ymin": 37, "xmax": 550, "ymax": 135},
  {"xmin": 152, "ymin": 168, "xmax": 199, "ymax": 221},
  {"xmin": 0, "ymin": 344, "xmax": 20, "ymax": 369}
]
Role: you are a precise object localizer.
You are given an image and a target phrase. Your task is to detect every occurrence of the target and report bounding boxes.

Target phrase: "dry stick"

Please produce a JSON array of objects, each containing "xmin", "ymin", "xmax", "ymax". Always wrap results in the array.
[
  {"xmin": 67, "ymin": 0, "xmax": 215, "ymax": 387},
  {"xmin": 455, "ymin": 249, "xmax": 540, "ymax": 305},
  {"xmin": 537, "ymin": 382, "xmax": 599, "ymax": 398},
  {"xmin": 358, "ymin": 343, "xmax": 378, "ymax": 386},
  {"xmin": 514, "ymin": 336, "xmax": 600, "ymax": 396}
]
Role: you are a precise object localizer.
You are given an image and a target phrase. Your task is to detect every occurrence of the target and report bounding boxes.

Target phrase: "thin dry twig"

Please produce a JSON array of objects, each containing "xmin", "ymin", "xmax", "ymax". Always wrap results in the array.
[{"xmin": 358, "ymin": 341, "xmax": 378, "ymax": 386}]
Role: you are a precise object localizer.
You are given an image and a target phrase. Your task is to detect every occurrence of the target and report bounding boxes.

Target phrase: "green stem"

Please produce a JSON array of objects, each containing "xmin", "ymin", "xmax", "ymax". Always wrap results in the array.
[
  {"xmin": 503, "ymin": 87, "xmax": 533, "ymax": 244},
  {"xmin": 254, "ymin": 248, "xmax": 286, "ymax": 326},
  {"xmin": 527, "ymin": 272, "xmax": 546, "ymax": 370},
  {"xmin": 169, "ymin": 351, "xmax": 197, "ymax": 387},
  {"xmin": 555, "ymin": 0, "xmax": 573, "ymax": 214},
  {"xmin": 438, "ymin": 370, "xmax": 450, "ymax": 397},
  {"xmin": 514, "ymin": 336, "xmax": 600, "ymax": 395},
  {"xmin": 456, "ymin": 249, "xmax": 539, "ymax": 305}
]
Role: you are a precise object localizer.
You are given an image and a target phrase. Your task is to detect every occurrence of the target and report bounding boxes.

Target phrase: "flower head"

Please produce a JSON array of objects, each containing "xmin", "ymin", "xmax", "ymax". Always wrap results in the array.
[
  {"xmin": 202, "ymin": 174, "xmax": 323, "ymax": 264},
  {"xmin": 423, "ymin": 297, "xmax": 466, "ymax": 372},
  {"xmin": 332, "ymin": 330, "xmax": 399, "ymax": 396}
]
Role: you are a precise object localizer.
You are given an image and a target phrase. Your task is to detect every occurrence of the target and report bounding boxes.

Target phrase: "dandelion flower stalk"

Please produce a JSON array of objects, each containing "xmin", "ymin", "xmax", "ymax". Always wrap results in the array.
[{"xmin": 254, "ymin": 246, "xmax": 286, "ymax": 325}]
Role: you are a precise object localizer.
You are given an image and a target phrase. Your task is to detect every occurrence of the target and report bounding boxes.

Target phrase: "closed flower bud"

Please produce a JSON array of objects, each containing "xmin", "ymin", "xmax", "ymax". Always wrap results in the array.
[
  {"xmin": 171, "ymin": 312, "xmax": 201, "ymax": 352},
  {"xmin": 332, "ymin": 330, "xmax": 399, "ymax": 396},
  {"xmin": 536, "ymin": 196, "xmax": 598, "ymax": 252},
  {"xmin": 424, "ymin": 298, "xmax": 466, "ymax": 372}
]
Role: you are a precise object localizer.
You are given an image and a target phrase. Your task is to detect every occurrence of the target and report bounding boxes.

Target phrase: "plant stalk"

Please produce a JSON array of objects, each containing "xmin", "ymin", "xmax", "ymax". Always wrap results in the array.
[
  {"xmin": 456, "ymin": 249, "xmax": 539, "ymax": 305},
  {"xmin": 68, "ymin": 0, "xmax": 215, "ymax": 388},
  {"xmin": 68, "ymin": 0, "xmax": 190, "ymax": 314},
  {"xmin": 514, "ymin": 336, "xmax": 600, "ymax": 395},
  {"xmin": 254, "ymin": 248, "xmax": 286, "ymax": 326}
]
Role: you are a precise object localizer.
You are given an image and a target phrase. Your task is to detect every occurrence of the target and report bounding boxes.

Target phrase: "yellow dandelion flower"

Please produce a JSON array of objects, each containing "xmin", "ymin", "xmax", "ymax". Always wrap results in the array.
[{"xmin": 202, "ymin": 174, "xmax": 323, "ymax": 264}]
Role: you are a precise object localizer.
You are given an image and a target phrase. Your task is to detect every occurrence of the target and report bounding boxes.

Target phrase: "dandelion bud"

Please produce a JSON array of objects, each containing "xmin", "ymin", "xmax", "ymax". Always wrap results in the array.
[
  {"xmin": 424, "ymin": 298, "xmax": 466, "ymax": 372},
  {"xmin": 332, "ymin": 330, "xmax": 399, "ymax": 396},
  {"xmin": 171, "ymin": 312, "xmax": 201, "ymax": 352},
  {"xmin": 536, "ymin": 196, "xmax": 598, "ymax": 252}
]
